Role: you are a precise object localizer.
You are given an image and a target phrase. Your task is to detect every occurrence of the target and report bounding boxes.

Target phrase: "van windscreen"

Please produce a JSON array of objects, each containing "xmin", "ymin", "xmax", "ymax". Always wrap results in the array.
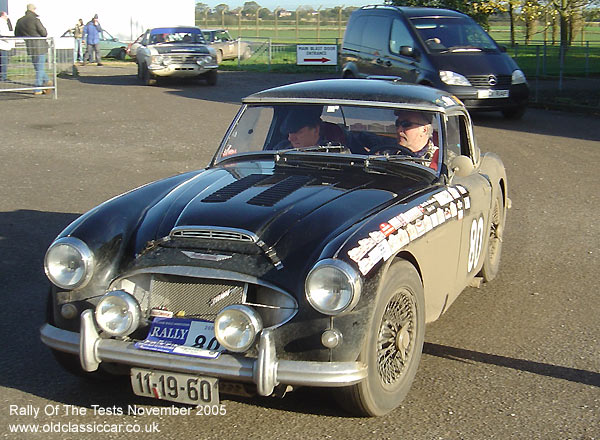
[{"xmin": 410, "ymin": 17, "xmax": 498, "ymax": 53}]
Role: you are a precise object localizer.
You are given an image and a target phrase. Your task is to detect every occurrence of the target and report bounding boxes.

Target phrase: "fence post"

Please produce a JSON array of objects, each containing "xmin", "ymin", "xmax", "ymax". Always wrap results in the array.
[
  {"xmin": 558, "ymin": 44, "xmax": 564, "ymax": 92},
  {"xmin": 585, "ymin": 41, "xmax": 589, "ymax": 77},
  {"xmin": 514, "ymin": 43, "xmax": 518, "ymax": 61},
  {"xmin": 237, "ymin": 37, "xmax": 241, "ymax": 68},
  {"xmin": 534, "ymin": 45, "xmax": 539, "ymax": 103},
  {"xmin": 542, "ymin": 41, "xmax": 547, "ymax": 76},
  {"xmin": 268, "ymin": 37, "xmax": 272, "ymax": 71}
]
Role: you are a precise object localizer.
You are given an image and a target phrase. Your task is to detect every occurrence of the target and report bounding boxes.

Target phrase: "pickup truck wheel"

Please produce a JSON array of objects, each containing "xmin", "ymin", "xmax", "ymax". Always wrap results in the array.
[
  {"xmin": 141, "ymin": 63, "xmax": 156, "ymax": 86},
  {"xmin": 479, "ymin": 187, "xmax": 505, "ymax": 282},
  {"xmin": 116, "ymin": 49, "xmax": 126, "ymax": 60},
  {"xmin": 335, "ymin": 260, "xmax": 425, "ymax": 416},
  {"xmin": 204, "ymin": 69, "xmax": 217, "ymax": 86}
]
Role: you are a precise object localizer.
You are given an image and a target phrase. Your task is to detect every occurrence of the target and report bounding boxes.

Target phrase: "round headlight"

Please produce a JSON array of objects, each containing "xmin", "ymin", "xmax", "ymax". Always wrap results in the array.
[
  {"xmin": 214, "ymin": 305, "xmax": 262, "ymax": 353},
  {"xmin": 44, "ymin": 237, "xmax": 94, "ymax": 290},
  {"xmin": 440, "ymin": 70, "xmax": 471, "ymax": 86},
  {"xmin": 95, "ymin": 290, "xmax": 141, "ymax": 337},
  {"xmin": 151, "ymin": 55, "xmax": 163, "ymax": 65},
  {"xmin": 305, "ymin": 259, "xmax": 362, "ymax": 315}
]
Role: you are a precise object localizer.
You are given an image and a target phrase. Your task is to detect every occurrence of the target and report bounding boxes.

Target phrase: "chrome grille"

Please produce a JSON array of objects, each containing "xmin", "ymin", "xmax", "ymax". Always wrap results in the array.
[
  {"xmin": 467, "ymin": 75, "xmax": 511, "ymax": 87},
  {"xmin": 149, "ymin": 277, "xmax": 245, "ymax": 320},
  {"xmin": 170, "ymin": 227, "xmax": 256, "ymax": 242},
  {"xmin": 166, "ymin": 55, "xmax": 199, "ymax": 64}
]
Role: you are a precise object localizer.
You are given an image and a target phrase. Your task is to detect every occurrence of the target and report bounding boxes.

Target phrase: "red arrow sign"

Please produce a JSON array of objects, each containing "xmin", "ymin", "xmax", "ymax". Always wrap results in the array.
[{"xmin": 303, "ymin": 57, "xmax": 330, "ymax": 63}]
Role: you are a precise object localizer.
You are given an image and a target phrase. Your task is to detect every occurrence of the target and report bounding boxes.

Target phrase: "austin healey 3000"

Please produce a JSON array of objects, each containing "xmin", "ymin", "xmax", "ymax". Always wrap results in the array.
[{"xmin": 41, "ymin": 79, "xmax": 508, "ymax": 416}]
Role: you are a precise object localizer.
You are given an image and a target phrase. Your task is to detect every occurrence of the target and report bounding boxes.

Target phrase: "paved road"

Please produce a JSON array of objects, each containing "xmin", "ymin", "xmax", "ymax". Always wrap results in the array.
[{"xmin": 1, "ymin": 64, "xmax": 598, "ymax": 440}]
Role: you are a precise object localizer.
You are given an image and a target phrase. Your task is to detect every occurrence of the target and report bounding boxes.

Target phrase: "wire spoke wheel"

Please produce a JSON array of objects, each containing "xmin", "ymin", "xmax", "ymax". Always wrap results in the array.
[
  {"xmin": 334, "ymin": 260, "xmax": 424, "ymax": 416},
  {"xmin": 480, "ymin": 187, "xmax": 505, "ymax": 282},
  {"xmin": 377, "ymin": 290, "xmax": 416, "ymax": 389}
]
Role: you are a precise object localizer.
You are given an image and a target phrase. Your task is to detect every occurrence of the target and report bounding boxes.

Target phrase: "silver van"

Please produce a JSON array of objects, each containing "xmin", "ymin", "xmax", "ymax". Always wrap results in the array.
[{"xmin": 341, "ymin": 5, "xmax": 529, "ymax": 119}]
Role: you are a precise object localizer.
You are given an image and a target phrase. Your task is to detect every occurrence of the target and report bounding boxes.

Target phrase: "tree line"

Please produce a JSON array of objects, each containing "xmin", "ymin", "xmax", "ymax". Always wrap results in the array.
[{"xmin": 195, "ymin": 0, "xmax": 600, "ymax": 47}]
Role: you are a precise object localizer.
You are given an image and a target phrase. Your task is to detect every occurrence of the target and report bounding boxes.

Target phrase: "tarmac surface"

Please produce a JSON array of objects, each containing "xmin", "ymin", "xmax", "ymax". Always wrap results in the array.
[{"xmin": 0, "ymin": 63, "xmax": 599, "ymax": 439}]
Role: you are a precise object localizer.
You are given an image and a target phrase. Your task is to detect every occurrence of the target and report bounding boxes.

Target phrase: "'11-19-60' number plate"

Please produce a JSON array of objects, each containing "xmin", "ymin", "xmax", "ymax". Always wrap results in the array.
[{"xmin": 131, "ymin": 368, "xmax": 219, "ymax": 405}]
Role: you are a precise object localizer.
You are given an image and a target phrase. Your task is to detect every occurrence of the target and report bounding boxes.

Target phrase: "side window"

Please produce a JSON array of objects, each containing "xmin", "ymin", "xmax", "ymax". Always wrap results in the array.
[
  {"xmin": 390, "ymin": 19, "xmax": 415, "ymax": 54},
  {"xmin": 344, "ymin": 16, "xmax": 367, "ymax": 47},
  {"xmin": 361, "ymin": 16, "xmax": 391, "ymax": 50},
  {"xmin": 445, "ymin": 115, "xmax": 471, "ymax": 162}
]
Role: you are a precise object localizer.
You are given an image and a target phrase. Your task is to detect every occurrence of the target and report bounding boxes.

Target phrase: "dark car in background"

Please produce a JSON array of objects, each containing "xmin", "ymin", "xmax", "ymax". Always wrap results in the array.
[{"xmin": 341, "ymin": 5, "xmax": 529, "ymax": 119}]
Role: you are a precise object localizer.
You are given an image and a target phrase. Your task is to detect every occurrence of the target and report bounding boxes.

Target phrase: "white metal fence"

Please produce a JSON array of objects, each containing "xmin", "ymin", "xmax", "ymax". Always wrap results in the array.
[{"xmin": 0, "ymin": 37, "xmax": 57, "ymax": 98}]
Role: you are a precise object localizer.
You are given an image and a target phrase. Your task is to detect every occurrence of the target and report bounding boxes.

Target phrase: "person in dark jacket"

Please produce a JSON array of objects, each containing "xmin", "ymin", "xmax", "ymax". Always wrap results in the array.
[{"xmin": 14, "ymin": 3, "xmax": 50, "ymax": 94}]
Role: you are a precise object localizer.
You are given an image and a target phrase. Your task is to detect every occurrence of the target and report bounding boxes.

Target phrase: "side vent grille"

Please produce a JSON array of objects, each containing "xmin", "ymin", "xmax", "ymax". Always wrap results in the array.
[
  {"xmin": 247, "ymin": 175, "xmax": 313, "ymax": 207},
  {"xmin": 202, "ymin": 174, "xmax": 270, "ymax": 203}
]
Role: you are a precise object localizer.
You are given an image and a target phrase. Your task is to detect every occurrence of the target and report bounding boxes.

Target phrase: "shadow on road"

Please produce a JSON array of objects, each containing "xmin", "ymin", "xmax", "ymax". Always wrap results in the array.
[{"xmin": 424, "ymin": 342, "xmax": 600, "ymax": 387}]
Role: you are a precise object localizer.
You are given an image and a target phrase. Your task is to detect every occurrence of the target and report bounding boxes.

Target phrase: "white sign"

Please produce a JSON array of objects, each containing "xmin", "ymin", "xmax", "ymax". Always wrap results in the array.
[{"xmin": 296, "ymin": 45, "xmax": 337, "ymax": 66}]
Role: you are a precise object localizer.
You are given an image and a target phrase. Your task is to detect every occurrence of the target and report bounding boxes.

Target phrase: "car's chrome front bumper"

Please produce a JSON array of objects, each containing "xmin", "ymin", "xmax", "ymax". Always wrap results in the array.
[
  {"xmin": 149, "ymin": 64, "xmax": 217, "ymax": 77},
  {"xmin": 40, "ymin": 310, "xmax": 367, "ymax": 396}
]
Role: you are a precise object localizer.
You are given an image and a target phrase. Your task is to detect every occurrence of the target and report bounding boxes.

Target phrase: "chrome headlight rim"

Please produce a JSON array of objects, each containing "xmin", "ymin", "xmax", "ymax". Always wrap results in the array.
[
  {"xmin": 94, "ymin": 290, "xmax": 141, "ymax": 337},
  {"xmin": 44, "ymin": 236, "xmax": 94, "ymax": 290},
  {"xmin": 305, "ymin": 259, "xmax": 362, "ymax": 316},
  {"xmin": 440, "ymin": 70, "xmax": 472, "ymax": 86},
  {"xmin": 214, "ymin": 305, "xmax": 263, "ymax": 353}
]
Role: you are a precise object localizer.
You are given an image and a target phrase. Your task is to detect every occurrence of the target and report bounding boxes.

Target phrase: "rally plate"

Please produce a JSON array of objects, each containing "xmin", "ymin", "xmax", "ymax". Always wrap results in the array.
[
  {"xmin": 131, "ymin": 368, "xmax": 219, "ymax": 405},
  {"xmin": 135, "ymin": 317, "xmax": 224, "ymax": 359}
]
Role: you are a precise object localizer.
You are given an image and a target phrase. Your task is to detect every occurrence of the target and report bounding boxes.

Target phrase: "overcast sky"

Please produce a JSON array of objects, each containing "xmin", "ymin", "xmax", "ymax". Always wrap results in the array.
[{"xmin": 201, "ymin": 1, "xmax": 366, "ymax": 11}]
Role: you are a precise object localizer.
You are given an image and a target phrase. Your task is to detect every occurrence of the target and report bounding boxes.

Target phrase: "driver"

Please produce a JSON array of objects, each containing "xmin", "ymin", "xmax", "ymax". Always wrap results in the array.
[
  {"xmin": 393, "ymin": 110, "xmax": 439, "ymax": 170},
  {"xmin": 275, "ymin": 107, "xmax": 326, "ymax": 149}
]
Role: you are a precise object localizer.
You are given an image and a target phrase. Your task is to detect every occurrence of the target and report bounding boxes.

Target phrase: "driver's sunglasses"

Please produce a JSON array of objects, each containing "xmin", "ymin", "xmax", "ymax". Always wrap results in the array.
[{"xmin": 395, "ymin": 119, "xmax": 423, "ymax": 129}]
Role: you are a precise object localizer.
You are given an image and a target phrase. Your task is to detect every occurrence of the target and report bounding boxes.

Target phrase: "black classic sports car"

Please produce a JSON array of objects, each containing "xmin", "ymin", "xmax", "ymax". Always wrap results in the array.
[{"xmin": 41, "ymin": 79, "xmax": 509, "ymax": 416}]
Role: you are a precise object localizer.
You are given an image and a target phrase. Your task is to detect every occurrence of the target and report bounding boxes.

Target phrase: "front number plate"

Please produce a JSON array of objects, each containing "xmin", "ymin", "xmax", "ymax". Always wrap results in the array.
[
  {"xmin": 131, "ymin": 368, "xmax": 219, "ymax": 405},
  {"xmin": 477, "ymin": 89, "xmax": 509, "ymax": 99}
]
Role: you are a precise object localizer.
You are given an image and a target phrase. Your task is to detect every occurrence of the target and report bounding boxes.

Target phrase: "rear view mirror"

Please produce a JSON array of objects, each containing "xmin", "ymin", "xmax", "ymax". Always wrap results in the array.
[{"xmin": 400, "ymin": 46, "xmax": 419, "ymax": 60}]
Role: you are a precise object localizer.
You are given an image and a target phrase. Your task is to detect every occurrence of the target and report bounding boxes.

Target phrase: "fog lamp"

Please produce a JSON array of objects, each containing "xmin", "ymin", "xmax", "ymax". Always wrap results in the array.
[
  {"xmin": 214, "ymin": 305, "xmax": 262, "ymax": 352},
  {"xmin": 321, "ymin": 328, "xmax": 343, "ymax": 349},
  {"xmin": 95, "ymin": 290, "xmax": 141, "ymax": 337}
]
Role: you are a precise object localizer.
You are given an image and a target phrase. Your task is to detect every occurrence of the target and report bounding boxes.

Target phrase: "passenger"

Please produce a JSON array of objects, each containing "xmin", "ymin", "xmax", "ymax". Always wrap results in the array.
[{"xmin": 393, "ymin": 110, "xmax": 439, "ymax": 170}]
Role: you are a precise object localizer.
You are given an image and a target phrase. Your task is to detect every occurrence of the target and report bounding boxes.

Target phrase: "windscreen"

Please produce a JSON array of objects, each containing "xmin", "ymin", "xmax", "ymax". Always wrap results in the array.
[
  {"xmin": 217, "ymin": 104, "xmax": 442, "ymax": 172},
  {"xmin": 410, "ymin": 17, "xmax": 498, "ymax": 52}
]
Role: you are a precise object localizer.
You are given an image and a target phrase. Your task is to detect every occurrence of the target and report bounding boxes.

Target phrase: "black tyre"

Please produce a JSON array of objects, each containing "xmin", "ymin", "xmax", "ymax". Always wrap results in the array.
[
  {"xmin": 204, "ymin": 69, "xmax": 217, "ymax": 86},
  {"xmin": 141, "ymin": 63, "xmax": 156, "ymax": 86},
  {"xmin": 45, "ymin": 289, "xmax": 119, "ymax": 381},
  {"xmin": 335, "ymin": 260, "xmax": 425, "ymax": 416},
  {"xmin": 117, "ymin": 49, "xmax": 126, "ymax": 60},
  {"xmin": 343, "ymin": 70, "xmax": 355, "ymax": 79},
  {"xmin": 480, "ymin": 187, "xmax": 505, "ymax": 282},
  {"xmin": 136, "ymin": 62, "xmax": 142, "ymax": 79},
  {"xmin": 501, "ymin": 106, "xmax": 526, "ymax": 120}
]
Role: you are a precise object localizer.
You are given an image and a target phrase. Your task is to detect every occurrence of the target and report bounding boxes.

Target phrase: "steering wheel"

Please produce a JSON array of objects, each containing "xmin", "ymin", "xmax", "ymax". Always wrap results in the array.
[{"xmin": 367, "ymin": 144, "xmax": 407, "ymax": 156}]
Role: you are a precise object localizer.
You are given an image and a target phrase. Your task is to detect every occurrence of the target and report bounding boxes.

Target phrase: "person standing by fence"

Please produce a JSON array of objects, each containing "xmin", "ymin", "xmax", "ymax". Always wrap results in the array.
[
  {"xmin": 0, "ymin": 11, "xmax": 15, "ymax": 81},
  {"xmin": 14, "ymin": 3, "xmax": 51, "ymax": 95},
  {"xmin": 71, "ymin": 18, "xmax": 84, "ymax": 63},
  {"xmin": 83, "ymin": 15, "xmax": 103, "ymax": 66}
]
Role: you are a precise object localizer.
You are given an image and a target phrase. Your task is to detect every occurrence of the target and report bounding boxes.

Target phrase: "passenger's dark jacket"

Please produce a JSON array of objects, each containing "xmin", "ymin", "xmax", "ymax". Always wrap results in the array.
[{"xmin": 14, "ymin": 10, "xmax": 48, "ymax": 56}]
